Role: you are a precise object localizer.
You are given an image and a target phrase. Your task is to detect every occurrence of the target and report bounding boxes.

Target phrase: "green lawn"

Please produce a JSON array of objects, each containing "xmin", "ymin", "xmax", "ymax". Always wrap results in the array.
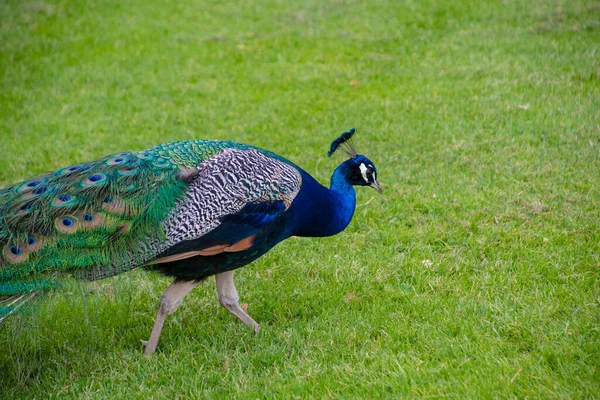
[{"xmin": 1, "ymin": 0, "xmax": 599, "ymax": 398}]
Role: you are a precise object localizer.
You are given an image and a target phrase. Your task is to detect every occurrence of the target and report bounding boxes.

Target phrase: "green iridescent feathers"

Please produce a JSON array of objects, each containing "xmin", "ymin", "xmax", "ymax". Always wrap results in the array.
[{"xmin": 0, "ymin": 140, "xmax": 252, "ymax": 299}]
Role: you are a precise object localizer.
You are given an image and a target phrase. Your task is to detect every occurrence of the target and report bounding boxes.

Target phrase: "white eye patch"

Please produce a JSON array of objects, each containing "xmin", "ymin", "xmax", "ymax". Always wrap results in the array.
[
  {"xmin": 359, "ymin": 163, "xmax": 369, "ymax": 183},
  {"xmin": 368, "ymin": 165, "xmax": 377, "ymax": 182}
]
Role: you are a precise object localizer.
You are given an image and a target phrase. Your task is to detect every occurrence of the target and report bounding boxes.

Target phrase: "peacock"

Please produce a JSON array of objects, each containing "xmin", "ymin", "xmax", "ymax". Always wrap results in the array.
[{"xmin": 0, "ymin": 128, "xmax": 380, "ymax": 355}]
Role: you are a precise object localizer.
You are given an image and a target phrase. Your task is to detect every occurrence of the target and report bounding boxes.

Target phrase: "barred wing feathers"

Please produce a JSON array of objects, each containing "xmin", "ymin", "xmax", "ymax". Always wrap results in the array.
[{"xmin": 153, "ymin": 148, "xmax": 302, "ymax": 265}]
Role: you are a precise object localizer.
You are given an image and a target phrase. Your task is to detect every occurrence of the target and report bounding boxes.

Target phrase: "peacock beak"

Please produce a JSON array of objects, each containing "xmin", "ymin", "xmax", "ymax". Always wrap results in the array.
[{"xmin": 370, "ymin": 181, "xmax": 382, "ymax": 194}]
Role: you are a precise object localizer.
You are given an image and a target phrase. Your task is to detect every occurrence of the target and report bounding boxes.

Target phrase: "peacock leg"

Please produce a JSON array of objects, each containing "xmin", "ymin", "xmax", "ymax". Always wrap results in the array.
[
  {"xmin": 215, "ymin": 270, "xmax": 260, "ymax": 333},
  {"xmin": 142, "ymin": 279, "xmax": 199, "ymax": 355}
]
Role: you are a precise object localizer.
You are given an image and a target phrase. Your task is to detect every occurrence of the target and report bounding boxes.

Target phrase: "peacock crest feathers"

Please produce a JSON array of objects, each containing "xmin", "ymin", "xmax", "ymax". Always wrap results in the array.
[
  {"xmin": 327, "ymin": 128, "xmax": 357, "ymax": 158},
  {"xmin": 0, "ymin": 140, "xmax": 270, "ymax": 297}
]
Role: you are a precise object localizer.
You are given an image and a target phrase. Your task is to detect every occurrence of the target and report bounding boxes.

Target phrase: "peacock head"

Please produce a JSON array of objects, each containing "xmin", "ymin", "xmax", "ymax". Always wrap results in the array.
[
  {"xmin": 344, "ymin": 155, "xmax": 381, "ymax": 193},
  {"xmin": 328, "ymin": 128, "xmax": 382, "ymax": 193}
]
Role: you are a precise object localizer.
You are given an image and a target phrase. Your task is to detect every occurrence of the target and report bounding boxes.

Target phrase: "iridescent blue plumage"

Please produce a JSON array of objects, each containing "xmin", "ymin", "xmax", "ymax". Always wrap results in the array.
[{"xmin": 1, "ymin": 130, "xmax": 381, "ymax": 354}]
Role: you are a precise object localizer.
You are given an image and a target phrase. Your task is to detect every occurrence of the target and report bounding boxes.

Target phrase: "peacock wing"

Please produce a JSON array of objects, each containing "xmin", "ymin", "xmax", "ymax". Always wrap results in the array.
[{"xmin": 150, "ymin": 148, "xmax": 302, "ymax": 265}]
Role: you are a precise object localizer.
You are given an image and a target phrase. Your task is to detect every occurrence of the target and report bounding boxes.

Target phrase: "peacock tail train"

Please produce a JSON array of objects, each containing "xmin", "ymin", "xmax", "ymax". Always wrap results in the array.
[{"xmin": 0, "ymin": 140, "xmax": 284, "ymax": 319}]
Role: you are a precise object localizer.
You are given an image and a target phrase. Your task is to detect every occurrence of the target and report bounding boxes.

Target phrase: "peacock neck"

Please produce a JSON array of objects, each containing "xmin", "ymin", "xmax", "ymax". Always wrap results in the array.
[
  {"xmin": 289, "ymin": 165, "xmax": 356, "ymax": 238},
  {"xmin": 330, "ymin": 164, "xmax": 356, "ymax": 199},
  {"xmin": 326, "ymin": 166, "xmax": 357, "ymax": 233}
]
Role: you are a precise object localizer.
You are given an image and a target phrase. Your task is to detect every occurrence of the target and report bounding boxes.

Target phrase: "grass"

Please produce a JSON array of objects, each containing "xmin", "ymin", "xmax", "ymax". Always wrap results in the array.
[{"xmin": 1, "ymin": 0, "xmax": 599, "ymax": 397}]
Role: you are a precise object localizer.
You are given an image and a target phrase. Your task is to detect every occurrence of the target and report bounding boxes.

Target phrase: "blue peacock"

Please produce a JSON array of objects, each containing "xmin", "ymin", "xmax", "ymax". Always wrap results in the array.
[{"xmin": 0, "ymin": 128, "xmax": 380, "ymax": 355}]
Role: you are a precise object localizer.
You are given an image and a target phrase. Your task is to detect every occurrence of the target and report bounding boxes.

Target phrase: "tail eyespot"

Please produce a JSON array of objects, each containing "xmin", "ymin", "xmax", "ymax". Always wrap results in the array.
[
  {"xmin": 3, "ymin": 243, "xmax": 28, "ymax": 263},
  {"xmin": 55, "ymin": 216, "xmax": 78, "ymax": 233}
]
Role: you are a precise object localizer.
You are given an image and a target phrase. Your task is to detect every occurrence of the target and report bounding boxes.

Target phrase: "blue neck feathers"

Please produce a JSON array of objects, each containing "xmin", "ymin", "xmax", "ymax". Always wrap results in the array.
[{"xmin": 289, "ymin": 164, "xmax": 356, "ymax": 238}]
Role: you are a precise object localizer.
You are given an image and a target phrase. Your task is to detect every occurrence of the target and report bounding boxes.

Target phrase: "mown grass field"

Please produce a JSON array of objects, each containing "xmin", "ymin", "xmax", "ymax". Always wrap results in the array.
[{"xmin": 1, "ymin": 0, "xmax": 599, "ymax": 398}]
